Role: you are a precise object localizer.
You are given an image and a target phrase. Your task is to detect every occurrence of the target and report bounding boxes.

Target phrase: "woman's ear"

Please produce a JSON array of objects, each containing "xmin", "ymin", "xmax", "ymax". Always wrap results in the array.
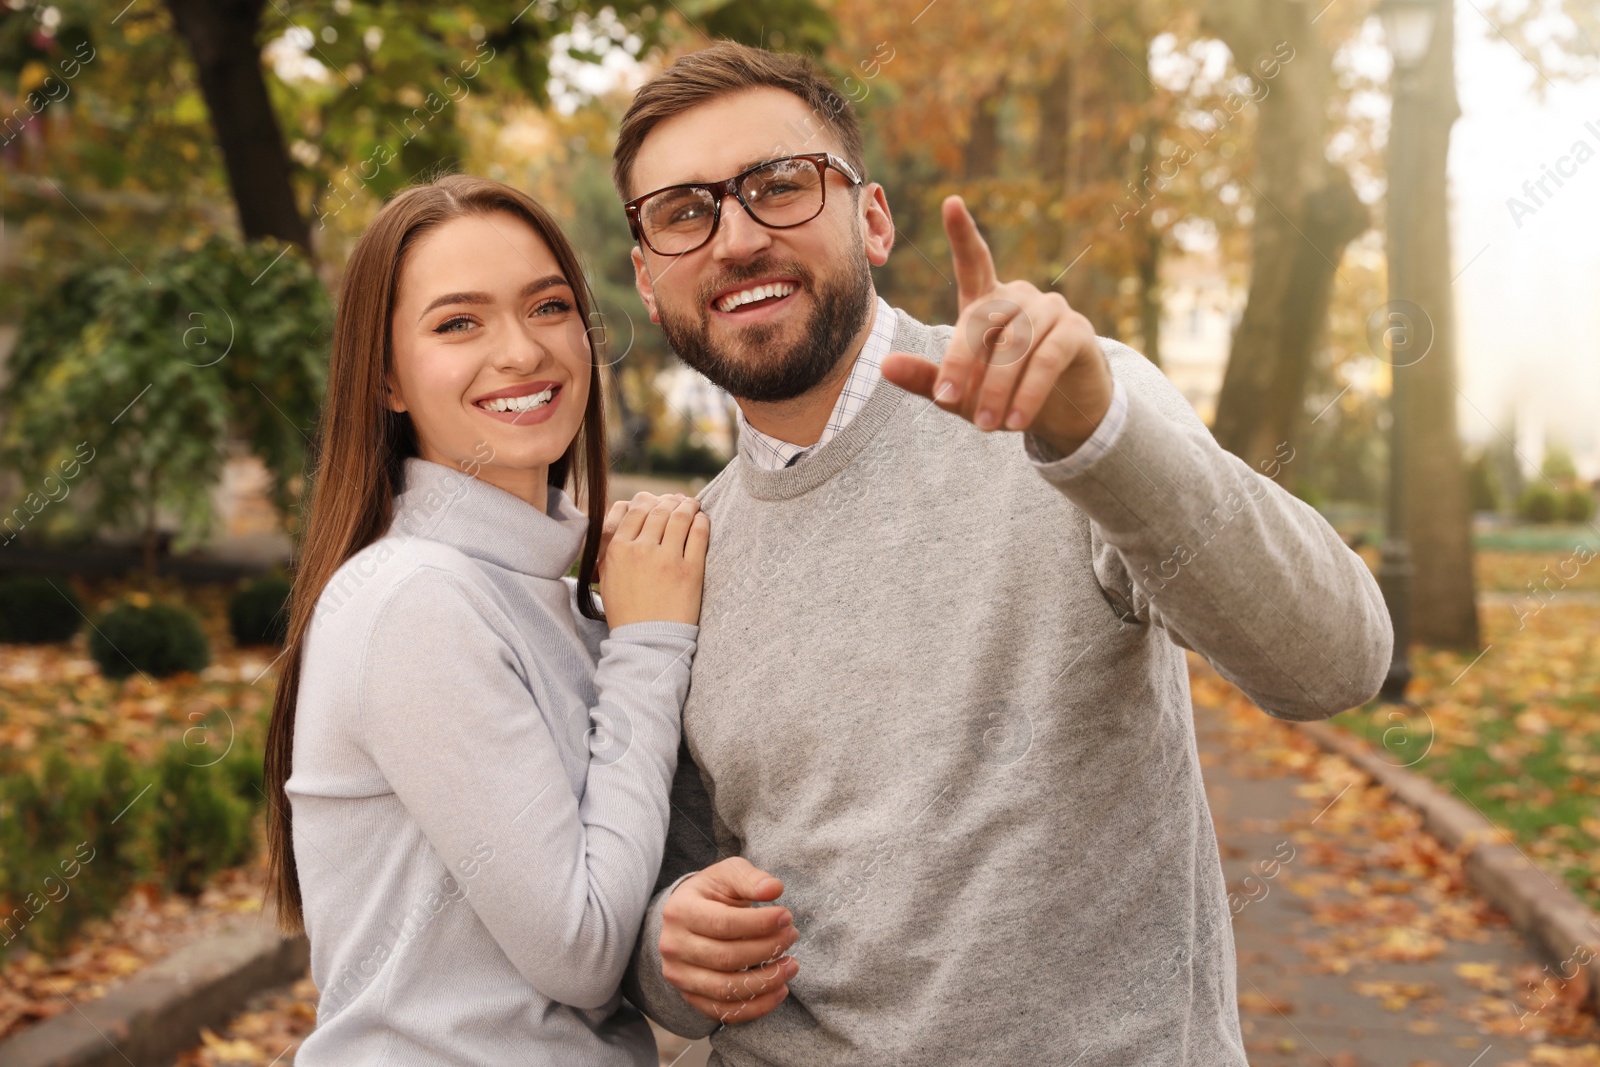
[{"xmin": 384, "ymin": 369, "xmax": 409, "ymax": 413}]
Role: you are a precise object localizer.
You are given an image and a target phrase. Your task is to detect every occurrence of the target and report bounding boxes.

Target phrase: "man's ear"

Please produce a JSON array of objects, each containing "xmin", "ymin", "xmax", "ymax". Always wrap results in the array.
[
  {"xmin": 860, "ymin": 183, "xmax": 894, "ymax": 268},
  {"xmin": 631, "ymin": 246, "xmax": 660, "ymax": 324}
]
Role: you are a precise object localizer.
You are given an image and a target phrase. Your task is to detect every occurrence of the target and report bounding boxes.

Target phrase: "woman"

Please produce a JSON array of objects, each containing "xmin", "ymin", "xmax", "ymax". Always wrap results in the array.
[{"xmin": 263, "ymin": 174, "xmax": 708, "ymax": 1065}]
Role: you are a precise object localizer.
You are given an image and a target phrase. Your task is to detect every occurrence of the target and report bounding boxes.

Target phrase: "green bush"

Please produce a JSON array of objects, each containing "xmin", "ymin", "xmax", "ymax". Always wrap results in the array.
[
  {"xmin": 228, "ymin": 573, "xmax": 292, "ymax": 647},
  {"xmin": 0, "ymin": 737, "xmax": 266, "ymax": 957},
  {"xmin": 1519, "ymin": 484, "xmax": 1562, "ymax": 525},
  {"xmin": 217, "ymin": 728, "xmax": 266, "ymax": 810},
  {"xmin": 0, "ymin": 238, "xmax": 330, "ymax": 565},
  {"xmin": 1467, "ymin": 452, "xmax": 1502, "ymax": 513},
  {"xmin": 1542, "ymin": 445, "xmax": 1578, "ymax": 483},
  {"xmin": 150, "ymin": 742, "xmax": 255, "ymax": 896},
  {"xmin": 0, "ymin": 747, "xmax": 144, "ymax": 954},
  {"xmin": 0, "ymin": 574, "xmax": 83, "ymax": 643},
  {"xmin": 88, "ymin": 601, "xmax": 210, "ymax": 679},
  {"xmin": 1290, "ymin": 480, "xmax": 1327, "ymax": 511},
  {"xmin": 1565, "ymin": 488, "xmax": 1596, "ymax": 524}
]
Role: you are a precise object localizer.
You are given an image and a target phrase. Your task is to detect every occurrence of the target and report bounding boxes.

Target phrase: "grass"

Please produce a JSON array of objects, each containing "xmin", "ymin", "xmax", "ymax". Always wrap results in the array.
[{"xmin": 1330, "ymin": 549, "xmax": 1600, "ymax": 909}]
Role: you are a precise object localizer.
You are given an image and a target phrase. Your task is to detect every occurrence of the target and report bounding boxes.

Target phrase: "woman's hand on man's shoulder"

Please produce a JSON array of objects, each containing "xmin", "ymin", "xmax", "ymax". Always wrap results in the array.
[{"xmin": 598, "ymin": 492, "xmax": 709, "ymax": 628}]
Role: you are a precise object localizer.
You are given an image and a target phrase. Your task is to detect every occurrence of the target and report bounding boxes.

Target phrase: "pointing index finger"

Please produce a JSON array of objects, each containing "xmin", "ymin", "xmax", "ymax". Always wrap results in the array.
[{"xmin": 944, "ymin": 195, "xmax": 998, "ymax": 310}]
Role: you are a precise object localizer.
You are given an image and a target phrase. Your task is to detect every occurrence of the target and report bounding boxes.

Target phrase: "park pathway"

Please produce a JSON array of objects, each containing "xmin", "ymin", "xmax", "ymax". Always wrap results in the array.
[{"xmin": 1195, "ymin": 658, "xmax": 1599, "ymax": 1067}]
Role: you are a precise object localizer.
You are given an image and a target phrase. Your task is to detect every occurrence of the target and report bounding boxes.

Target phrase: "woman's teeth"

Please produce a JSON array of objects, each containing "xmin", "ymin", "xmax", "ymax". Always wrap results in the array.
[
  {"xmin": 716, "ymin": 282, "xmax": 797, "ymax": 313},
  {"xmin": 479, "ymin": 388, "xmax": 554, "ymax": 413}
]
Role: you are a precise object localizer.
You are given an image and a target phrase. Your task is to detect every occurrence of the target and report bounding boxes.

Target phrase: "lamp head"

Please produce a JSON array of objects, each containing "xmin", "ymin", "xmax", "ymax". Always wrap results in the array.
[{"xmin": 1379, "ymin": 0, "xmax": 1438, "ymax": 71}]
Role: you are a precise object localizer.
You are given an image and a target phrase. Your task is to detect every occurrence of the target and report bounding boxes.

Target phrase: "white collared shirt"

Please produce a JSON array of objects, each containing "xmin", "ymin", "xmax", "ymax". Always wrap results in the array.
[
  {"xmin": 737, "ymin": 297, "xmax": 898, "ymax": 470},
  {"xmin": 737, "ymin": 297, "xmax": 1129, "ymax": 476}
]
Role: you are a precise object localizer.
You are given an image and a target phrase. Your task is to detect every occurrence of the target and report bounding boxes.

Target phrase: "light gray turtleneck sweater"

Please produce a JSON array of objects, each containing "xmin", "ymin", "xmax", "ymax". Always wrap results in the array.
[{"xmin": 288, "ymin": 457, "xmax": 698, "ymax": 1066}]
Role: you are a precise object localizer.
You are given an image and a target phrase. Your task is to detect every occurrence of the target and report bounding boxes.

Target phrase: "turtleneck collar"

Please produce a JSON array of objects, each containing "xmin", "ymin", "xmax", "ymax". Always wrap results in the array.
[{"xmin": 389, "ymin": 458, "xmax": 588, "ymax": 580}]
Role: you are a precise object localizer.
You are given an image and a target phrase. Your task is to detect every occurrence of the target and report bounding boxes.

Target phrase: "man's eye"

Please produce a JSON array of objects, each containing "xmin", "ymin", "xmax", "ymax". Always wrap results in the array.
[
  {"xmin": 668, "ymin": 204, "xmax": 707, "ymax": 224},
  {"xmin": 434, "ymin": 316, "xmax": 474, "ymax": 334}
]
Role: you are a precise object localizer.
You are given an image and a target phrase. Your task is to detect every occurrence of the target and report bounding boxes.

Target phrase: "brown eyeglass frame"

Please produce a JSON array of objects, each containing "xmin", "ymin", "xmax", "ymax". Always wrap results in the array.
[{"xmin": 624, "ymin": 152, "xmax": 863, "ymax": 257}]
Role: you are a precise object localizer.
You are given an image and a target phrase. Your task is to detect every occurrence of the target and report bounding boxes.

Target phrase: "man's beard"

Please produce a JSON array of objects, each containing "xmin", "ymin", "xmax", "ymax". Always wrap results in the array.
[{"xmin": 655, "ymin": 251, "xmax": 875, "ymax": 404}]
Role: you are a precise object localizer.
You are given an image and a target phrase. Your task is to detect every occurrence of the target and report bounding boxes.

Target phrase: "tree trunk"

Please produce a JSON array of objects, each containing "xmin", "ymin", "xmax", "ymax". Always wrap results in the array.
[
  {"xmin": 963, "ymin": 87, "xmax": 1003, "ymax": 180},
  {"xmin": 142, "ymin": 470, "xmax": 160, "ymax": 579},
  {"xmin": 1250, "ymin": 171, "xmax": 1368, "ymax": 465},
  {"xmin": 1201, "ymin": 0, "xmax": 1368, "ymax": 474},
  {"xmin": 1395, "ymin": 2, "xmax": 1479, "ymax": 648},
  {"xmin": 1059, "ymin": 49, "xmax": 1127, "ymax": 339},
  {"xmin": 165, "ymin": 0, "xmax": 311, "ymax": 249},
  {"xmin": 603, "ymin": 365, "xmax": 650, "ymax": 472},
  {"xmin": 1034, "ymin": 62, "xmax": 1071, "ymax": 180},
  {"xmin": 1134, "ymin": 224, "xmax": 1162, "ymax": 367},
  {"xmin": 1132, "ymin": 112, "xmax": 1164, "ymax": 367}
]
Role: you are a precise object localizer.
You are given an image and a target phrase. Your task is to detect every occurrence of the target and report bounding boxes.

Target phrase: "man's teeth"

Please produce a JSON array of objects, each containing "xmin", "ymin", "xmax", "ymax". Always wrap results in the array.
[
  {"xmin": 716, "ymin": 282, "xmax": 797, "ymax": 313},
  {"xmin": 479, "ymin": 388, "xmax": 554, "ymax": 413}
]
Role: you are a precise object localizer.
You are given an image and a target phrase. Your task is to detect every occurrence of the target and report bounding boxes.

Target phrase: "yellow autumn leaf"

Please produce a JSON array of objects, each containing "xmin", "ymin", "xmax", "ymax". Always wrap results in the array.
[
  {"xmin": 17, "ymin": 60, "xmax": 49, "ymax": 93},
  {"xmin": 1238, "ymin": 989, "xmax": 1292, "ymax": 1015},
  {"xmin": 1455, "ymin": 961, "xmax": 1509, "ymax": 992},
  {"xmin": 1529, "ymin": 1046, "xmax": 1600, "ymax": 1066},
  {"xmin": 198, "ymin": 1027, "xmax": 267, "ymax": 1063},
  {"xmin": 1371, "ymin": 926, "xmax": 1445, "ymax": 963},
  {"xmin": 1516, "ymin": 709, "xmax": 1552, "ymax": 736},
  {"xmin": 102, "ymin": 949, "xmax": 145, "ymax": 976},
  {"xmin": 1352, "ymin": 980, "xmax": 1433, "ymax": 1011}
]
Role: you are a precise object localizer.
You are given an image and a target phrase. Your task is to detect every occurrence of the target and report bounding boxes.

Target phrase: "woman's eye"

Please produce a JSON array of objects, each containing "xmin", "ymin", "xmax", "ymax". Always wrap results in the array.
[
  {"xmin": 533, "ymin": 298, "xmax": 572, "ymax": 317},
  {"xmin": 434, "ymin": 316, "xmax": 474, "ymax": 334}
]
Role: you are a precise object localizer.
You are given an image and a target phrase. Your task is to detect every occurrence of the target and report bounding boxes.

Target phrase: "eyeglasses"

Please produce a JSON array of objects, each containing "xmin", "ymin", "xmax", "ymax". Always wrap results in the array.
[{"xmin": 625, "ymin": 152, "xmax": 863, "ymax": 257}]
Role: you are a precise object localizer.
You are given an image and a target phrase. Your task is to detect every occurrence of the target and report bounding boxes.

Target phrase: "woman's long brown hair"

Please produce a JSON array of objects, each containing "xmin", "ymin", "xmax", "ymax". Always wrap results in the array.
[{"xmin": 265, "ymin": 175, "xmax": 609, "ymax": 932}]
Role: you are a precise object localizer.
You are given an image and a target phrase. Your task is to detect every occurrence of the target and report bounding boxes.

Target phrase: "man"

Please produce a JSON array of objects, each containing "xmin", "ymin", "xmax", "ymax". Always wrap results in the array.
[{"xmin": 611, "ymin": 41, "xmax": 1391, "ymax": 1065}]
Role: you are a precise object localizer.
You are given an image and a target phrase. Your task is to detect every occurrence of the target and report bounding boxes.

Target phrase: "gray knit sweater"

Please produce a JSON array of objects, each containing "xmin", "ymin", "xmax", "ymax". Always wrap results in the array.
[
  {"xmin": 623, "ymin": 310, "xmax": 1391, "ymax": 1065},
  {"xmin": 288, "ymin": 458, "xmax": 698, "ymax": 1066}
]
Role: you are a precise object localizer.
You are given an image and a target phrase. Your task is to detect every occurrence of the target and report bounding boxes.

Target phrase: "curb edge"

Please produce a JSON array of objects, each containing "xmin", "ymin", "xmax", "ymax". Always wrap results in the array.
[
  {"xmin": 0, "ymin": 919, "xmax": 308, "ymax": 1067},
  {"xmin": 1301, "ymin": 719, "xmax": 1600, "ymax": 1015}
]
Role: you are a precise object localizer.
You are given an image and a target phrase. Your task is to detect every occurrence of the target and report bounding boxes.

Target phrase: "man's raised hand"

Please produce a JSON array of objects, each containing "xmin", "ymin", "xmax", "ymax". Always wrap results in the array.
[
  {"xmin": 879, "ymin": 196, "xmax": 1115, "ymax": 457},
  {"xmin": 658, "ymin": 857, "xmax": 800, "ymax": 1024}
]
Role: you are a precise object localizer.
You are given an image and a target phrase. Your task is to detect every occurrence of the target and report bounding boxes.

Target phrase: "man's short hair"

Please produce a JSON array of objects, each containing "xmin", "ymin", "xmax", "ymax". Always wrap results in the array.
[{"xmin": 612, "ymin": 41, "xmax": 867, "ymax": 201}]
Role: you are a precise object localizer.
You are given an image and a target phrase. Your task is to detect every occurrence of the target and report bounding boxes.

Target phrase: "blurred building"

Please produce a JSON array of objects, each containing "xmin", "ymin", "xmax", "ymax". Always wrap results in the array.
[
  {"xmin": 1156, "ymin": 248, "xmax": 1243, "ymax": 426},
  {"xmin": 654, "ymin": 362, "xmax": 736, "ymax": 457}
]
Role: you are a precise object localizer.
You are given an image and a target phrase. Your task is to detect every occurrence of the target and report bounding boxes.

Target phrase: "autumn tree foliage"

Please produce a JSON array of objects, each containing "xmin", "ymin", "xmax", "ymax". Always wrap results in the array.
[{"xmin": 829, "ymin": 0, "xmax": 1343, "ymax": 390}]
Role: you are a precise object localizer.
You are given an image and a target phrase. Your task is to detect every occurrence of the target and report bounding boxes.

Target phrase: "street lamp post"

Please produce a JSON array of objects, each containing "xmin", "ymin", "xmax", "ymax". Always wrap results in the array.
[{"xmin": 1377, "ymin": 0, "xmax": 1439, "ymax": 702}]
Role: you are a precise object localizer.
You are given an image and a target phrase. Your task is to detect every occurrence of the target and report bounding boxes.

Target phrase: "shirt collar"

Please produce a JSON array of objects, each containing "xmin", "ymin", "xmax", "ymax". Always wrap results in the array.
[
  {"xmin": 736, "ymin": 296, "xmax": 897, "ymax": 470},
  {"xmin": 389, "ymin": 457, "xmax": 587, "ymax": 579}
]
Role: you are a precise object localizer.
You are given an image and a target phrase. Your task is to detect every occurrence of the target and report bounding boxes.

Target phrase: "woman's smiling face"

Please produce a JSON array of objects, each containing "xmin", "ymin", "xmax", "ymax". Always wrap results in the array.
[{"xmin": 387, "ymin": 211, "xmax": 591, "ymax": 509}]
